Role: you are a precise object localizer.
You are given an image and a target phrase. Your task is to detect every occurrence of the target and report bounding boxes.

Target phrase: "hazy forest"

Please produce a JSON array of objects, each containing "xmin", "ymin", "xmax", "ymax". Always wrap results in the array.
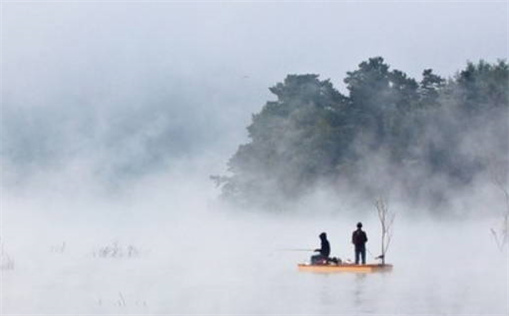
[{"xmin": 213, "ymin": 57, "xmax": 509, "ymax": 213}]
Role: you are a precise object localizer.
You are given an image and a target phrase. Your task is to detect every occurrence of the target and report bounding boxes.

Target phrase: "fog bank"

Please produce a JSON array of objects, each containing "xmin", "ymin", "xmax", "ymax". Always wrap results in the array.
[{"xmin": 2, "ymin": 180, "xmax": 508, "ymax": 314}]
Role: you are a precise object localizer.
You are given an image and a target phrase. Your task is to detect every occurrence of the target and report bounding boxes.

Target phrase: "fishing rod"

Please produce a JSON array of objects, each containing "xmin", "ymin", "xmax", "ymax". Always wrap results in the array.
[
  {"xmin": 366, "ymin": 248, "xmax": 384, "ymax": 260},
  {"xmin": 277, "ymin": 248, "xmax": 315, "ymax": 252}
]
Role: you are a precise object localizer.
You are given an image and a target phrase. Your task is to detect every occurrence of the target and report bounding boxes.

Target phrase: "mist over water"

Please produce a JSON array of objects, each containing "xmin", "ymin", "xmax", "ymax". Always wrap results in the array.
[
  {"xmin": 2, "ymin": 2, "xmax": 508, "ymax": 315},
  {"xmin": 2, "ymin": 169, "xmax": 508, "ymax": 314}
]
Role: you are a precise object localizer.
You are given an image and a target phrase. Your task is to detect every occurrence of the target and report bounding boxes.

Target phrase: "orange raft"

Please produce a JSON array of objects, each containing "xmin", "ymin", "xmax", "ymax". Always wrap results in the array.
[{"xmin": 298, "ymin": 263, "xmax": 393, "ymax": 273}]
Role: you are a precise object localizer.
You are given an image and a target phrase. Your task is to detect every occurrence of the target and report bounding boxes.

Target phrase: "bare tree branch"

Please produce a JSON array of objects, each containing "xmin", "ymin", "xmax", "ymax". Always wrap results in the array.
[
  {"xmin": 488, "ymin": 158, "xmax": 509, "ymax": 251},
  {"xmin": 375, "ymin": 197, "xmax": 395, "ymax": 264}
]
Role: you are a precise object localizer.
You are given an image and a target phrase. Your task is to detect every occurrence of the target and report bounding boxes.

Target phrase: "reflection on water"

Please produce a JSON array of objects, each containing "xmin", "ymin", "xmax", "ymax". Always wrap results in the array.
[
  {"xmin": 353, "ymin": 274, "xmax": 371, "ymax": 314},
  {"xmin": 289, "ymin": 254, "xmax": 507, "ymax": 315},
  {"xmin": 318, "ymin": 274, "xmax": 336, "ymax": 307}
]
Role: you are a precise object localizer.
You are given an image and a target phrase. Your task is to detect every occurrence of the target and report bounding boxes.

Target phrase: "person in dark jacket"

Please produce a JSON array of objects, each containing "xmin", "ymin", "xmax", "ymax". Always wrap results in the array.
[
  {"xmin": 311, "ymin": 232, "xmax": 330, "ymax": 265},
  {"xmin": 352, "ymin": 222, "xmax": 368, "ymax": 264}
]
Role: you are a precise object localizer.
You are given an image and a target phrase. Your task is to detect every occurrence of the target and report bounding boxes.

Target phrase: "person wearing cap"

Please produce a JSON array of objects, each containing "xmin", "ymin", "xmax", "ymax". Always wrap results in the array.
[
  {"xmin": 311, "ymin": 232, "xmax": 331, "ymax": 265},
  {"xmin": 352, "ymin": 222, "xmax": 368, "ymax": 264}
]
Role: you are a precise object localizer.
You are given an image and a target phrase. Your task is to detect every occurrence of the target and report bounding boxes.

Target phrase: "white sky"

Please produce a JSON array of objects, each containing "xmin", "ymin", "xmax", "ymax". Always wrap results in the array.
[{"xmin": 3, "ymin": 1, "xmax": 507, "ymax": 84}]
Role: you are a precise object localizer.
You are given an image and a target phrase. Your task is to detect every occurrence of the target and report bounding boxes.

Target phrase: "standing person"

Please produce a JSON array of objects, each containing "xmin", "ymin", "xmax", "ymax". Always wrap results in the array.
[
  {"xmin": 311, "ymin": 232, "xmax": 330, "ymax": 265},
  {"xmin": 352, "ymin": 222, "xmax": 368, "ymax": 264}
]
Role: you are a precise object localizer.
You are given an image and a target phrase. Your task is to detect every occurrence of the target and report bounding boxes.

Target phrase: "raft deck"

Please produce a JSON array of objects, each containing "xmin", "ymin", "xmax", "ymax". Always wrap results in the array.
[{"xmin": 298, "ymin": 263, "xmax": 393, "ymax": 273}]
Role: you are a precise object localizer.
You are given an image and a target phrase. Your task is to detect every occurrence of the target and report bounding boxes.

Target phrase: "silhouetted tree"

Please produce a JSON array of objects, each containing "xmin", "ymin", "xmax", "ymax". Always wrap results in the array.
[{"xmin": 213, "ymin": 58, "xmax": 509, "ymax": 213}]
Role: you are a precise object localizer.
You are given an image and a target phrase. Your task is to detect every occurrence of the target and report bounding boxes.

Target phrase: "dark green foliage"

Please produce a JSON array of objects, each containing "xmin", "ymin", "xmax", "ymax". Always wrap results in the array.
[
  {"xmin": 214, "ymin": 58, "xmax": 509, "ymax": 211},
  {"xmin": 343, "ymin": 57, "xmax": 420, "ymax": 161},
  {"xmin": 222, "ymin": 74, "xmax": 352, "ymax": 207},
  {"xmin": 456, "ymin": 60, "xmax": 508, "ymax": 113},
  {"xmin": 419, "ymin": 69, "xmax": 446, "ymax": 107}
]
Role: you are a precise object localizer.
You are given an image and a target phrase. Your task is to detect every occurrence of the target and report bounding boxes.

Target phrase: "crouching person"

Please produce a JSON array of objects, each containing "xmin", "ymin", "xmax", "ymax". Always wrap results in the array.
[{"xmin": 311, "ymin": 232, "xmax": 330, "ymax": 265}]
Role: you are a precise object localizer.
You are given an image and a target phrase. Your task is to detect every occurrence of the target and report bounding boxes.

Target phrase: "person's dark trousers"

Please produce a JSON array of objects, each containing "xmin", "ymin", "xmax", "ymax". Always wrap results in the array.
[
  {"xmin": 311, "ymin": 254, "xmax": 326, "ymax": 265},
  {"xmin": 355, "ymin": 246, "xmax": 366, "ymax": 264}
]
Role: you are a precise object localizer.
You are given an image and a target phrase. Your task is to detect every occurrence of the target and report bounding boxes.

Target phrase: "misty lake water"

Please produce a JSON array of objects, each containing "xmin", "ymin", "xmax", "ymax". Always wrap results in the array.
[{"xmin": 2, "ymin": 197, "xmax": 508, "ymax": 315}]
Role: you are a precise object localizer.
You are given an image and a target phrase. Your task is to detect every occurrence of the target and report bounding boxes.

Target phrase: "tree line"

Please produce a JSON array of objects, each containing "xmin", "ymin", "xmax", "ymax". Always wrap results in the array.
[{"xmin": 212, "ymin": 57, "xmax": 508, "ymax": 212}]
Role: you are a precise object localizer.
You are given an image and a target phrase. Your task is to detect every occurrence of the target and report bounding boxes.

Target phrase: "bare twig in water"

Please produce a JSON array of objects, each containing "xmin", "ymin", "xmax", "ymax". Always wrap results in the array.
[
  {"xmin": 0, "ymin": 240, "xmax": 15, "ymax": 271},
  {"xmin": 489, "ymin": 159, "xmax": 509, "ymax": 251},
  {"xmin": 95, "ymin": 242, "xmax": 140, "ymax": 258},
  {"xmin": 118, "ymin": 292, "xmax": 127, "ymax": 307},
  {"xmin": 375, "ymin": 197, "xmax": 396, "ymax": 264}
]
